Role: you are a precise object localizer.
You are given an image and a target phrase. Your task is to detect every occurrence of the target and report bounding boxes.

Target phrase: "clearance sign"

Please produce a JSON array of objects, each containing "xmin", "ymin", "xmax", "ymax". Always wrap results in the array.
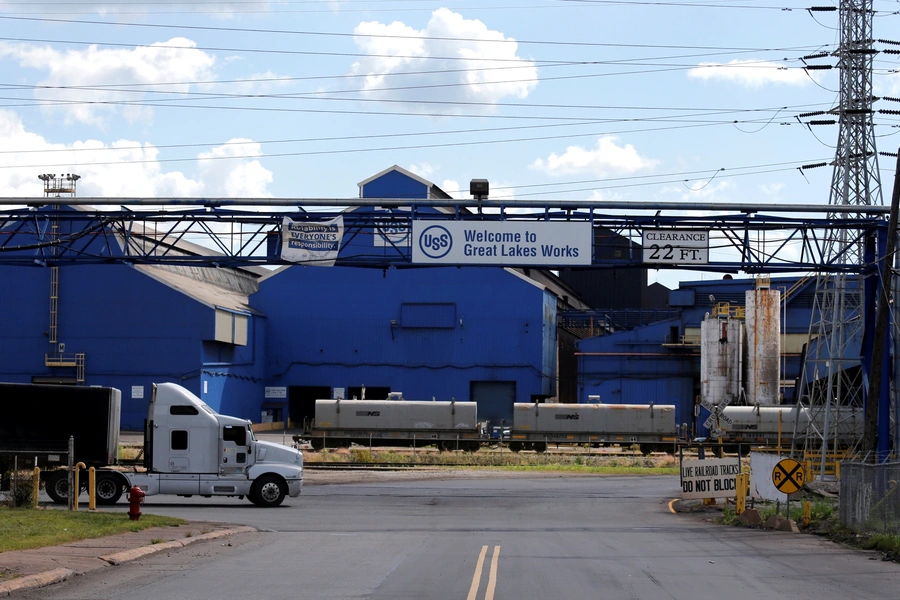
[
  {"xmin": 642, "ymin": 229, "xmax": 709, "ymax": 265},
  {"xmin": 411, "ymin": 221, "xmax": 592, "ymax": 266}
]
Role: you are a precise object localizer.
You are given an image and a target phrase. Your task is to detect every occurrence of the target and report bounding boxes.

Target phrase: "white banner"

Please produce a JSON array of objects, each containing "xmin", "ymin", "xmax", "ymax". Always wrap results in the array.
[
  {"xmin": 680, "ymin": 457, "xmax": 740, "ymax": 499},
  {"xmin": 412, "ymin": 221, "xmax": 592, "ymax": 266},
  {"xmin": 281, "ymin": 216, "xmax": 343, "ymax": 266}
]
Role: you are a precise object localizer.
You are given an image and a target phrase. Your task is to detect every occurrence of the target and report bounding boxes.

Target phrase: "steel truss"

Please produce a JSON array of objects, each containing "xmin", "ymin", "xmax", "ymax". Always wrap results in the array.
[
  {"xmin": 800, "ymin": 0, "xmax": 885, "ymax": 465},
  {"xmin": 0, "ymin": 199, "xmax": 890, "ymax": 272}
]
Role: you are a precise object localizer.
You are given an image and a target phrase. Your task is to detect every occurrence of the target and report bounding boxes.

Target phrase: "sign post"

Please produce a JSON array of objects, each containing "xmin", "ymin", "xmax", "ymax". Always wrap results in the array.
[{"xmin": 772, "ymin": 458, "xmax": 805, "ymax": 519}]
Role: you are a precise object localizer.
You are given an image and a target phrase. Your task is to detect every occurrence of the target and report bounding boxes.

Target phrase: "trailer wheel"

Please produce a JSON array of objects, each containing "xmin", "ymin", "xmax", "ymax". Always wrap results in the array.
[
  {"xmin": 250, "ymin": 474, "xmax": 286, "ymax": 507},
  {"xmin": 95, "ymin": 474, "xmax": 124, "ymax": 505},
  {"xmin": 508, "ymin": 442, "xmax": 523, "ymax": 453},
  {"xmin": 310, "ymin": 438, "xmax": 325, "ymax": 451},
  {"xmin": 46, "ymin": 471, "xmax": 69, "ymax": 505},
  {"xmin": 533, "ymin": 442, "xmax": 547, "ymax": 453}
]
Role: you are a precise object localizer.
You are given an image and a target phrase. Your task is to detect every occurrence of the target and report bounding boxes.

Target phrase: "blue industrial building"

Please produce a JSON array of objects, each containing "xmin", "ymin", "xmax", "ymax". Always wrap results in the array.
[
  {"xmin": 574, "ymin": 275, "xmax": 822, "ymax": 436},
  {"xmin": 1, "ymin": 167, "xmax": 854, "ymax": 439},
  {"xmin": 0, "ymin": 166, "xmax": 588, "ymax": 430},
  {"xmin": 0, "ymin": 251, "xmax": 266, "ymax": 429},
  {"xmin": 254, "ymin": 165, "xmax": 585, "ymax": 428}
]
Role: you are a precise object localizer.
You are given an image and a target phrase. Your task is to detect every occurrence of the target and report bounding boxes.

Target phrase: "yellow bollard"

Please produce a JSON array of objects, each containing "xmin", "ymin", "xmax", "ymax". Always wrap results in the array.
[
  {"xmin": 803, "ymin": 501, "xmax": 811, "ymax": 527},
  {"xmin": 32, "ymin": 467, "xmax": 40, "ymax": 509},
  {"xmin": 735, "ymin": 473, "xmax": 748, "ymax": 516},
  {"xmin": 835, "ymin": 461, "xmax": 841, "ymax": 481},
  {"xmin": 88, "ymin": 467, "xmax": 96, "ymax": 511},
  {"xmin": 804, "ymin": 459, "xmax": 814, "ymax": 483},
  {"xmin": 73, "ymin": 462, "xmax": 86, "ymax": 511}
]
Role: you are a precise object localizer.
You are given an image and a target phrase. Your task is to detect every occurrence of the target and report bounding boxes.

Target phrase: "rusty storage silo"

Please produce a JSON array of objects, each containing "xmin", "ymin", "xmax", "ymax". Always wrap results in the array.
[
  {"xmin": 700, "ymin": 309, "xmax": 743, "ymax": 406},
  {"xmin": 745, "ymin": 277, "xmax": 781, "ymax": 405}
]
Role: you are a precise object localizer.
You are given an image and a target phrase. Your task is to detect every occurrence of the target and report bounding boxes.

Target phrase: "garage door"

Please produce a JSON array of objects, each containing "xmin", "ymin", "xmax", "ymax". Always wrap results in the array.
[{"xmin": 470, "ymin": 381, "xmax": 516, "ymax": 427}]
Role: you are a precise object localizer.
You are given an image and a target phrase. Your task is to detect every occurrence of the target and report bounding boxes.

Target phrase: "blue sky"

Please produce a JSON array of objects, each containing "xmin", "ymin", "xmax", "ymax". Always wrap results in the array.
[{"xmin": 0, "ymin": 1, "xmax": 897, "ymax": 285}]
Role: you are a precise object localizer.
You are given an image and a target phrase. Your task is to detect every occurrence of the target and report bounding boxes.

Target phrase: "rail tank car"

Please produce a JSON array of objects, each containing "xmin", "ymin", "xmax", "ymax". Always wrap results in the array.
[
  {"xmin": 310, "ymin": 399, "xmax": 482, "ymax": 450},
  {"xmin": 510, "ymin": 402, "xmax": 678, "ymax": 452},
  {"xmin": 719, "ymin": 405, "xmax": 863, "ymax": 448}
]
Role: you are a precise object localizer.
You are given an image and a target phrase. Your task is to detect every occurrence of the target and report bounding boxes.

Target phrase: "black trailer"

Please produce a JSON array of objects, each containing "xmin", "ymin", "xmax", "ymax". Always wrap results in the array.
[{"xmin": 0, "ymin": 382, "xmax": 123, "ymax": 504}]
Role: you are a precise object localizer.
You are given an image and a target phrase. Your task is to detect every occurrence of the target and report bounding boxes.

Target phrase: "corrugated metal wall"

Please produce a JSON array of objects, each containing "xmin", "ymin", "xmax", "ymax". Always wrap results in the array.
[
  {"xmin": 0, "ymin": 261, "xmax": 265, "ymax": 429},
  {"xmin": 576, "ymin": 319, "xmax": 699, "ymax": 429},
  {"xmin": 252, "ymin": 263, "xmax": 553, "ymax": 425}
]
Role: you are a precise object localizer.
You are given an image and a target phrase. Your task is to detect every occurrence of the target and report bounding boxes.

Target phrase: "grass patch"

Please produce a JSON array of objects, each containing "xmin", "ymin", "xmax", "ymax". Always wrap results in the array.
[
  {"xmin": 311, "ymin": 447, "xmax": 679, "ymax": 475},
  {"xmin": 860, "ymin": 533, "xmax": 900, "ymax": 555},
  {"xmin": 0, "ymin": 507, "xmax": 185, "ymax": 553}
]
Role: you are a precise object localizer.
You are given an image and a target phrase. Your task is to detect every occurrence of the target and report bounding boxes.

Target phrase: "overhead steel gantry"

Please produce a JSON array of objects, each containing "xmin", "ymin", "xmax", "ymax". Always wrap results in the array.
[{"xmin": 0, "ymin": 196, "xmax": 890, "ymax": 273}]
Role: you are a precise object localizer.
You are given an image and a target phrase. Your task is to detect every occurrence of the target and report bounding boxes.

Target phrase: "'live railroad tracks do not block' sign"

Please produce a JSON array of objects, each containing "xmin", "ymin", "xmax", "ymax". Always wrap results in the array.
[{"xmin": 680, "ymin": 457, "xmax": 741, "ymax": 499}]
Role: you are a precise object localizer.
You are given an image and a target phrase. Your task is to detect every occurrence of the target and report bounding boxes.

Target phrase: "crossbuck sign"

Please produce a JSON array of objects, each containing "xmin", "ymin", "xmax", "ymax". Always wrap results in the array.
[{"xmin": 701, "ymin": 398, "xmax": 733, "ymax": 437}]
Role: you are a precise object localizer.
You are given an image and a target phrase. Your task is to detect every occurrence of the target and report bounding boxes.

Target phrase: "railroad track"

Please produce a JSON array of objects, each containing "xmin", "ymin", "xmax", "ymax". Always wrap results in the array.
[{"xmin": 305, "ymin": 462, "xmax": 431, "ymax": 470}]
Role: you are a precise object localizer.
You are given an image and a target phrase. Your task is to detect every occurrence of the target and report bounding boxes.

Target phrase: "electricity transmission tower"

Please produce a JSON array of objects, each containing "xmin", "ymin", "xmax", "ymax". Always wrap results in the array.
[{"xmin": 798, "ymin": 0, "xmax": 883, "ymax": 466}]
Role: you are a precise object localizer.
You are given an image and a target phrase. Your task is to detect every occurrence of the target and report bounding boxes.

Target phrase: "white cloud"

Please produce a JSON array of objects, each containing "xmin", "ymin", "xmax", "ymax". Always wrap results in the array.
[
  {"xmin": 687, "ymin": 60, "xmax": 812, "ymax": 88},
  {"xmin": 0, "ymin": 38, "xmax": 216, "ymax": 127},
  {"xmin": 877, "ymin": 71, "xmax": 900, "ymax": 97},
  {"xmin": 197, "ymin": 139, "xmax": 273, "ymax": 198},
  {"xmin": 440, "ymin": 178, "xmax": 462, "ymax": 199},
  {"xmin": 407, "ymin": 162, "xmax": 435, "ymax": 178},
  {"xmin": 530, "ymin": 136, "xmax": 657, "ymax": 177},
  {"xmin": 349, "ymin": 8, "xmax": 538, "ymax": 115},
  {"xmin": 0, "ymin": 110, "xmax": 272, "ymax": 197},
  {"xmin": 759, "ymin": 182, "xmax": 785, "ymax": 197}
]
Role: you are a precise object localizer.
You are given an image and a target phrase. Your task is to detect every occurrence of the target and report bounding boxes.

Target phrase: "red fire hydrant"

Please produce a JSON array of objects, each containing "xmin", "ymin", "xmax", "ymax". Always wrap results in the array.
[{"xmin": 127, "ymin": 485, "xmax": 145, "ymax": 521}]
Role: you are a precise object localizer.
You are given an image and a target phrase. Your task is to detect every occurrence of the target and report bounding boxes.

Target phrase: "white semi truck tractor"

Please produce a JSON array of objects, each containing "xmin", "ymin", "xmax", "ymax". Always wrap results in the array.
[{"xmin": 0, "ymin": 382, "xmax": 303, "ymax": 507}]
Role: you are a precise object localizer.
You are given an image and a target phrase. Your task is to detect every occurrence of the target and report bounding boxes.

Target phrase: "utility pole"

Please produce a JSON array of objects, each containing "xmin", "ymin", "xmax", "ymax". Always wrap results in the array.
[{"xmin": 864, "ymin": 152, "xmax": 900, "ymax": 460}]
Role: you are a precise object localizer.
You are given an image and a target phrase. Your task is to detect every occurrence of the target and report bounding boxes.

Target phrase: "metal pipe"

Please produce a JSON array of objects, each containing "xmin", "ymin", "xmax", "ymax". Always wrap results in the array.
[{"xmin": 0, "ymin": 196, "xmax": 892, "ymax": 213}]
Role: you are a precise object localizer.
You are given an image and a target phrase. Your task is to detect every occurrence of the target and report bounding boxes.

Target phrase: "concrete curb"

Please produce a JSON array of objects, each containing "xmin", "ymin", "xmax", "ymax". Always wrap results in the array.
[
  {"xmin": 0, "ymin": 526, "xmax": 257, "ymax": 596},
  {"xmin": 0, "ymin": 568, "xmax": 74, "ymax": 597},
  {"xmin": 100, "ymin": 526, "xmax": 256, "ymax": 566}
]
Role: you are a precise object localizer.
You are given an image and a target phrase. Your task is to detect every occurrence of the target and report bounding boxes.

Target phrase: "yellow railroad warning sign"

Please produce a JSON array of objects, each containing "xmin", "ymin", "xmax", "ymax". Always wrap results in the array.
[{"xmin": 772, "ymin": 458, "xmax": 805, "ymax": 494}]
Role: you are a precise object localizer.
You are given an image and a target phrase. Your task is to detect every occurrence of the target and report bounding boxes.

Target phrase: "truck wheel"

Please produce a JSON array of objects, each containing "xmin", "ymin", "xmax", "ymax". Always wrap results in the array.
[
  {"xmin": 250, "ymin": 475, "xmax": 286, "ymax": 507},
  {"xmin": 46, "ymin": 472, "xmax": 69, "ymax": 505},
  {"xmin": 95, "ymin": 474, "xmax": 124, "ymax": 505}
]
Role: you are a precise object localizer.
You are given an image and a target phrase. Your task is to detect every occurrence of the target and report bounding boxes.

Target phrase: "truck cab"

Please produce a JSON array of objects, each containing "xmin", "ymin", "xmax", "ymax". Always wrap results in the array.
[{"xmin": 128, "ymin": 383, "xmax": 303, "ymax": 507}]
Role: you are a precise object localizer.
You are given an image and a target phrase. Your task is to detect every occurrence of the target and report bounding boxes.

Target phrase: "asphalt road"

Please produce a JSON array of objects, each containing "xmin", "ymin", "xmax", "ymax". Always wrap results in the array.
[{"xmin": 18, "ymin": 474, "xmax": 900, "ymax": 600}]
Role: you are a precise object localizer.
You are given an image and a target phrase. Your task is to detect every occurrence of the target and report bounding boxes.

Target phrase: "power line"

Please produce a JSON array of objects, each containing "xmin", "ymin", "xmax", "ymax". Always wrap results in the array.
[
  {"xmin": 0, "ymin": 119, "xmax": 828, "ymax": 170},
  {"xmin": 0, "ymin": 14, "xmax": 835, "ymax": 54}
]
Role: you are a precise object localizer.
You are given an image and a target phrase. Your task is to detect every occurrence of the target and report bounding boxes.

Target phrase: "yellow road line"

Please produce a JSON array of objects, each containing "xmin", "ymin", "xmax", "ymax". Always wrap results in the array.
[
  {"xmin": 668, "ymin": 498, "xmax": 678, "ymax": 513},
  {"xmin": 485, "ymin": 545, "xmax": 501, "ymax": 600},
  {"xmin": 467, "ymin": 545, "xmax": 488, "ymax": 600}
]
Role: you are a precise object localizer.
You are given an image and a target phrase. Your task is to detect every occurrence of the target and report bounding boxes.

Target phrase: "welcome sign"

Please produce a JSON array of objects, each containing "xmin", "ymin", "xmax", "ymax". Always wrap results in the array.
[{"xmin": 411, "ymin": 221, "xmax": 592, "ymax": 266}]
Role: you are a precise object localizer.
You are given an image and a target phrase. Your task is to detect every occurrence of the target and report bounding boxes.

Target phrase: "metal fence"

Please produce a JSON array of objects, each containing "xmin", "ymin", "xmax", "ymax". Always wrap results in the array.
[
  {"xmin": 839, "ymin": 461, "xmax": 900, "ymax": 533},
  {"xmin": 0, "ymin": 448, "xmax": 72, "ymax": 506}
]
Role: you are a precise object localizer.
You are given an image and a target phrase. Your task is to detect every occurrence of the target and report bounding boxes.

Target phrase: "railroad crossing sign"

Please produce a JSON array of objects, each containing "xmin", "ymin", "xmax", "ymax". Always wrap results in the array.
[
  {"xmin": 701, "ymin": 398, "xmax": 733, "ymax": 436},
  {"xmin": 772, "ymin": 458, "xmax": 805, "ymax": 494}
]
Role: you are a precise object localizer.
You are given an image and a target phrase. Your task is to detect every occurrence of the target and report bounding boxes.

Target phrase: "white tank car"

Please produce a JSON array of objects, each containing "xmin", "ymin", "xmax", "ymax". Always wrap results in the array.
[
  {"xmin": 314, "ymin": 399, "xmax": 478, "ymax": 430},
  {"xmin": 512, "ymin": 402, "xmax": 676, "ymax": 435},
  {"xmin": 720, "ymin": 405, "xmax": 864, "ymax": 444}
]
